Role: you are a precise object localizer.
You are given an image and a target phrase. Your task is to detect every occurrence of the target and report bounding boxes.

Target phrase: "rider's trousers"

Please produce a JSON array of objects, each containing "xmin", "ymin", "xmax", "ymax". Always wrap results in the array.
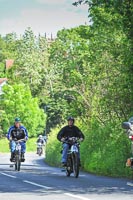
[
  {"xmin": 10, "ymin": 141, "xmax": 26, "ymax": 153},
  {"xmin": 62, "ymin": 143, "xmax": 80, "ymax": 163}
]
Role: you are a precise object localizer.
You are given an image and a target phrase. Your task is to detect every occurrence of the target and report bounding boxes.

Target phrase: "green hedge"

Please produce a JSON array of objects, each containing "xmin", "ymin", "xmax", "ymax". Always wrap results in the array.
[{"xmin": 45, "ymin": 120, "xmax": 133, "ymax": 178}]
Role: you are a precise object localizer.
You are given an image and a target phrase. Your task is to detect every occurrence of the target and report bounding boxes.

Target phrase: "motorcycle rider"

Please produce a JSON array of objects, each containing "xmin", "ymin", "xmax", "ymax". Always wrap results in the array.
[
  {"xmin": 122, "ymin": 117, "xmax": 133, "ymax": 167},
  {"xmin": 36, "ymin": 134, "xmax": 45, "ymax": 154},
  {"xmin": 123, "ymin": 116, "xmax": 133, "ymax": 141},
  {"xmin": 57, "ymin": 116, "xmax": 85, "ymax": 166},
  {"xmin": 7, "ymin": 117, "xmax": 28, "ymax": 162}
]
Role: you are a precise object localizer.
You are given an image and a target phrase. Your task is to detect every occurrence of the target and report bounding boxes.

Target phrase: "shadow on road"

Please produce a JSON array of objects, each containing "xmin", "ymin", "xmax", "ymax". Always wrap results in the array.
[{"xmin": 0, "ymin": 153, "xmax": 133, "ymax": 196}]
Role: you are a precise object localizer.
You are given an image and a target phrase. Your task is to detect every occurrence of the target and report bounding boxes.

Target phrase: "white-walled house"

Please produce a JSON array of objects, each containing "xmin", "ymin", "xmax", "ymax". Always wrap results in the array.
[{"xmin": 0, "ymin": 78, "xmax": 7, "ymax": 95}]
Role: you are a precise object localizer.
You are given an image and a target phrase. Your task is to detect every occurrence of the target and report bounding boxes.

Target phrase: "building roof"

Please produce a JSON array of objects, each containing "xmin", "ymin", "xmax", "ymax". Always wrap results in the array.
[{"xmin": 5, "ymin": 59, "xmax": 14, "ymax": 70}]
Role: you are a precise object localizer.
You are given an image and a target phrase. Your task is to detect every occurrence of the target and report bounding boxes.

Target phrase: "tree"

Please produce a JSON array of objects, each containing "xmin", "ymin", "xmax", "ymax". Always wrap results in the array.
[
  {"xmin": 0, "ymin": 83, "xmax": 46, "ymax": 137},
  {"xmin": 12, "ymin": 28, "xmax": 49, "ymax": 96}
]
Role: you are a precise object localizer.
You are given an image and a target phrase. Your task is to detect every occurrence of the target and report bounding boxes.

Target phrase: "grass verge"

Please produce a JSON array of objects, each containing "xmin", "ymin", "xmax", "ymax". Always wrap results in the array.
[{"xmin": 0, "ymin": 137, "xmax": 37, "ymax": 153}]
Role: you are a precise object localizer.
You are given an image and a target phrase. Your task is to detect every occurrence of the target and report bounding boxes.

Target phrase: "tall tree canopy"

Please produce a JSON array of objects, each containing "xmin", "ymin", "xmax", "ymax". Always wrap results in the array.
[{"xmin": 0, "ymin": 83, "xmax": 46, "ymax": 137}]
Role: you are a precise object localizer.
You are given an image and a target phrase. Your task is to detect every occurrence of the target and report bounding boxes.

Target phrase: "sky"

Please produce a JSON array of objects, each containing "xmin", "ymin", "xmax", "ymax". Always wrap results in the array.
[{"xmin": 0, "ymin": 0, "xmax": 89, "ymax": 38}]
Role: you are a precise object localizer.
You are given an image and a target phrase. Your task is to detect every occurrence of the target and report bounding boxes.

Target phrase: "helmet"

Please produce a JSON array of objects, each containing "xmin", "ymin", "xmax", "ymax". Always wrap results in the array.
[
  {"xmin": 15, "ymin": 117, "xmax": 21, "ymax": 122},
  {"xmin": 39, "ymin": 135, "xmax": 43, "ymax": 138},
  {"xmin": 67, "ymin": 116, "xmax": 74, "ymax": 123},
  {"xmin": 129, "ymin": 117, "xmax": 133, "ymax": 125}
]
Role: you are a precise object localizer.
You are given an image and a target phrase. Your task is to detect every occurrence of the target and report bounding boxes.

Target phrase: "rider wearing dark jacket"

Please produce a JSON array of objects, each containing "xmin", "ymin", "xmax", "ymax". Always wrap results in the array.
[
  {"xmin": 36, "ymin": 135, "xmax": 45, "ymax": 144},
  {"xmin": 57, "ymin": 123, "xmax": 84, "ymax": 141},
  {"xmin": 57, "ymin": 116, "xmax": 85, "ymax": 166}
]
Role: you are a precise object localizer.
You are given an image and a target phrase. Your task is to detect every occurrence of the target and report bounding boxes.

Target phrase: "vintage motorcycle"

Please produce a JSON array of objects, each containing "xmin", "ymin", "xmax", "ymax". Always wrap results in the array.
[
  {"xmin": 36, "ymin": 142, "xmax": 43, "ymax": 156},
  {"xmin": 10, "ymin": 139, "xmax": 25, "ymax": 171},
  {"xmin": 62, "ymin": 137, "xmax": 80, "ymax": 178}
]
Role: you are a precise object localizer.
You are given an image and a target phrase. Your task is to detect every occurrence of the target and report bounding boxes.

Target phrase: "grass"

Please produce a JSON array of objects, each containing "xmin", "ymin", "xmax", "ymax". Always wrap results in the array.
[
  {"xmin": 0, "ymin": 137, "xmax": 37, "ymax": 153},
  {"xmin": 0, "ymin": 138, "xmax": 10, "ymax": 153}
]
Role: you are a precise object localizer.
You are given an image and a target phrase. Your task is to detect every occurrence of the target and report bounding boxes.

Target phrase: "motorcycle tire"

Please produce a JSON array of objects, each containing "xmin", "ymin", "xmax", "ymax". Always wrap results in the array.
[
  {"xmin": 66, "ymin": 157, "xmax": 72, "ymax": 177},
  {"xmin": 38, "ymin": 148, "xmax": 42, "ymax": 156},
  {"xmin": 72, "ymin": 152, "xmax": 79, "ymax": 178},
  {"xmin": 15, "ymin": 154, "xmax": 21, "ymax": 171}
]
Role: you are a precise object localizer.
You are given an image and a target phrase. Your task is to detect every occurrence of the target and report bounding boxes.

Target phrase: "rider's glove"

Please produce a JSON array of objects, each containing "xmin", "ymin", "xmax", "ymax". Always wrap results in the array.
[
  {"xmin": 79, "ymin": 138, "xmax": 84, "ymax": 142},
  {"xmin": 61, "ymin": 137, "xmax": 65, "ymax": 142},
  {"xmin": 9, "ymin": 137, "xmax": 12, "ymax": 141}
]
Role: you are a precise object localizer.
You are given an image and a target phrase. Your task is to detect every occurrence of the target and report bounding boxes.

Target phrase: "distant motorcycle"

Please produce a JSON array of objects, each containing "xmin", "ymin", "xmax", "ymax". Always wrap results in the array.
[
  {"xmin": 62, "ymin": 137, "xmax": 80, "ymax": 178},
  {"xmin": 36, "ymin": 142, "xmax": 43, "ymax": 156}
]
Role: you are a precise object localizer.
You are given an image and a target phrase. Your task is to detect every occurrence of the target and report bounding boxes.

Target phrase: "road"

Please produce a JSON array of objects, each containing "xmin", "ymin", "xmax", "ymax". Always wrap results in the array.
[{"xmin": 0, "ymin": 152, "xmax": 133, "ymax": 200}]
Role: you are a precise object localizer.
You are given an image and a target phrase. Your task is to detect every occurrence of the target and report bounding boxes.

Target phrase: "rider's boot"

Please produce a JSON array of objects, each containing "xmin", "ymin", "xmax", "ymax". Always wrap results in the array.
[
  {"xmin": 62, "ymin": 162, "xmax": 67, "ymax": 167},
  {"xmin": 10, "ymin": 152, "xmax": 15, "ymax": 162},
  {"xmin": 21, "ymin": 152, "xmax": 25, "ymax": 162}
]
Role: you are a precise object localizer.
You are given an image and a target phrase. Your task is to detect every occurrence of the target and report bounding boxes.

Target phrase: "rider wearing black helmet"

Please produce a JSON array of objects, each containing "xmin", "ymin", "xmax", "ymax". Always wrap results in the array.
[
  {"xmin": 67, "ymin": 116, "xmax": 75, "ymax": 123},
  {"xmin": 57, "ymin": 116, "xmax": 85, "ymax": 166}
]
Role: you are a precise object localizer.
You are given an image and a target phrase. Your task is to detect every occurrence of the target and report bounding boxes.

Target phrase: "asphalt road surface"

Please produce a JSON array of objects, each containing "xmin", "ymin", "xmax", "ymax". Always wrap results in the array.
[{"xmin": 0, "ymin": 152, "xmax": 133, "ymax": 200}]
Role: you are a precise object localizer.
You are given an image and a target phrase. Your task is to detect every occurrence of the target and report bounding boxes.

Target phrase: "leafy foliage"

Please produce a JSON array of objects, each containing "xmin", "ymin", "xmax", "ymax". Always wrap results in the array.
[
  {"xmin": 0, "ymin": 0, "xmax": 133, "ymax": 178},
  {"xmin": 0, "ymin": 83, "xmax": 46, "ymax": 137}
]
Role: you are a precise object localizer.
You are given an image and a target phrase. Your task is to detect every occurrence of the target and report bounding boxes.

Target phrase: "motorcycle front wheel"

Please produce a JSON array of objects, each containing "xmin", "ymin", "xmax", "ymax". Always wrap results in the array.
[
  {"xmin": 72, "ymin": 152, "xmax": 79, "ymax": 178},
  {"xmin": 66, "ymin": 157, "xmax": 72, "ymax": 177},
  {"xmin": 38, "ymin": 148, "xmax": 42, "ymax": 156},
  {"xmin": 15, "ymin": 154, "xmax": 21, "ymax": 171}
]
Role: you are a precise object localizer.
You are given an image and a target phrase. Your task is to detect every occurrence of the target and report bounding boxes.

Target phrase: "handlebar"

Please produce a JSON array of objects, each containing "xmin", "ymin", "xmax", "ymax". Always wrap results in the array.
[
  {"xmin": 11, "ymin": 138, "xmax": 26, "ymax": 143},
  {"xmin": 61, "ymin": 137, "xmax": 80, "ymax": 144}
]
